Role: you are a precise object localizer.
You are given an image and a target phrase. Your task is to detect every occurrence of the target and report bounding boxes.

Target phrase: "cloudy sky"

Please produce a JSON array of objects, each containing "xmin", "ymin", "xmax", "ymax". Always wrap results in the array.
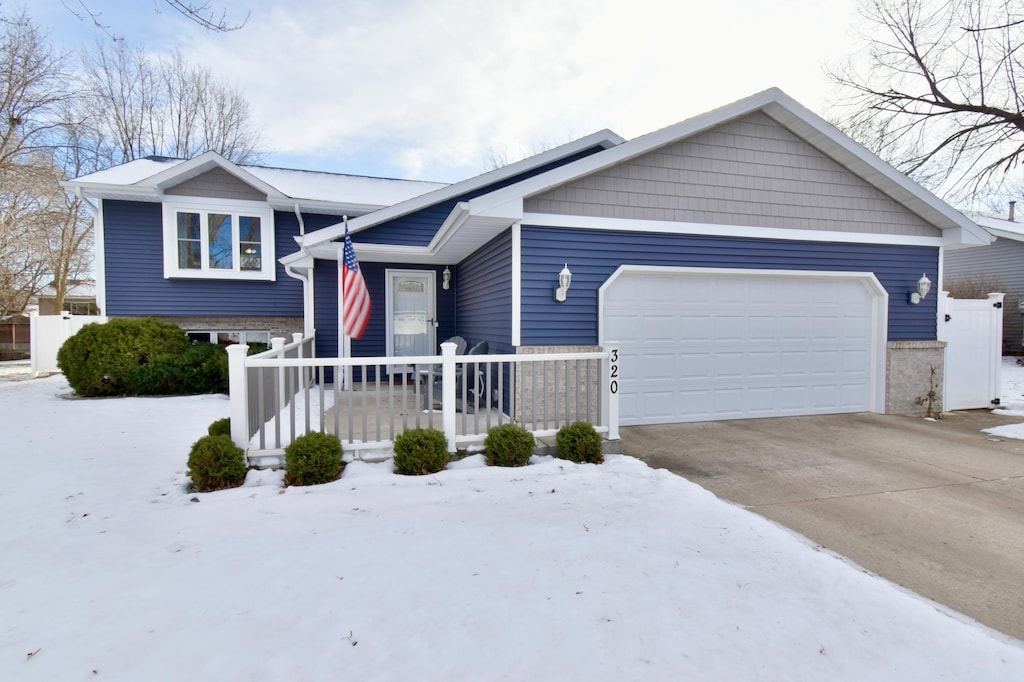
[{"xmin": 34, "ymin": 0, "xmax": 867, "ymax": 182}]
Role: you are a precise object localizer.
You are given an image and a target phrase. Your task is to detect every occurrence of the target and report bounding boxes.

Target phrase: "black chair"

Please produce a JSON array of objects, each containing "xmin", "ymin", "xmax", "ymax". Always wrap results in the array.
[{"xmin": 432, "ymin": 340, "xmax": 488, "ymax": 413}]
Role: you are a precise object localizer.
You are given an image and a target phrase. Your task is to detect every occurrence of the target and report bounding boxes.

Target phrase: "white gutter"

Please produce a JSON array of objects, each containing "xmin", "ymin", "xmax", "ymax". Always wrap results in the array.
[{"xmin": 283, "ymin": 204, "xmax": 315, "ymax": 335}]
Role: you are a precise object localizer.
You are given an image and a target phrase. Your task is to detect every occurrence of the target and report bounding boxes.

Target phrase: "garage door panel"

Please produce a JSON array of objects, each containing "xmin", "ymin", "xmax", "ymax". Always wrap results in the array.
[{"xmin": 604, "ymin": 271, "xmax": 879, "ymax": 425}]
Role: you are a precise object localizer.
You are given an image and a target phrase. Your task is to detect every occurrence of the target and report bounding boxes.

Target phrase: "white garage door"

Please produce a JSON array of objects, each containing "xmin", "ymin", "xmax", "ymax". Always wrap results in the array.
[{"xmin": 602, "ymin": 269, "xmax": 884, "ymax": 425}]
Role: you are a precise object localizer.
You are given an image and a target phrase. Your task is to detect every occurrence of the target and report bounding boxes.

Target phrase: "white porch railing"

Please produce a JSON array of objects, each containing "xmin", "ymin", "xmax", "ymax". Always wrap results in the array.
[{"xmin": 227, "ymin": 336, "xmax": 620, "ymax": 465}]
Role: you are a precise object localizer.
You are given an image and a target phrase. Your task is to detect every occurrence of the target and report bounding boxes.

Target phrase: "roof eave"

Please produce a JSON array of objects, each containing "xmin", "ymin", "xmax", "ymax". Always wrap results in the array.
[{"xmin": 299, "ymin": 128, "xmax": 625, "ymax": 249}]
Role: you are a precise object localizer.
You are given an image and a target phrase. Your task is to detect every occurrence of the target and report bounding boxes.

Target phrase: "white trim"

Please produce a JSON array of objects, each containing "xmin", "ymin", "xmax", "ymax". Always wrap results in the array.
[
  {"xmin": 146, "ymin": 150, "xmax": 286, "ymax": 200},
  {"xmin": 512, "ymin": 222, "xmax": 522, "ymax": 346},
  {"xmin": 384, "ymin": 269, "xmax": 437, "ymax": 367},
  {"xmin": 93, "ymin": 201, "xmax": 107, "ymax": 315},
  {"xmin": 161, "ymin": 197, "xmax": 276, "ymax": 281},
  {"xmin": 597, "ymin": 265, "xmax": 888, "ymax": 415},
  {"xmin": 299, "ymin": 130, "xmax": 624, "ymax": 248},
  {"xmin": 524, "ymin": 212, "xmax": 946, "ymax": 247},
  {"xmin": 467, "ymin": 87, "xmax": 988, "ymax": 247}
]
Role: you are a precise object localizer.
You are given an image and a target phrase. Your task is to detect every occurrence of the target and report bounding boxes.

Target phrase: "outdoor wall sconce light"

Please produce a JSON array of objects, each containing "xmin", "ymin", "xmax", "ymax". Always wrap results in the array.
[
  {"xmin": 909, "ymin": 273, "xmax": 932, "ymax": 305},
  {"xmin": 554, "ymin": 263, "xmax": 572, "ymax": 302},
  {"xmin": 442, "ymin": 266, "xmax": 451, "ymax": 291}
]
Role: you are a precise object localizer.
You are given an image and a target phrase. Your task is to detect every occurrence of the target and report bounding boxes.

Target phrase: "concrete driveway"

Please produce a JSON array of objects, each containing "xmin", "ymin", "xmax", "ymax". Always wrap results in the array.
[{"xmin": 621, "ymin": 411, "xmax": 1024, "ymax": 641}]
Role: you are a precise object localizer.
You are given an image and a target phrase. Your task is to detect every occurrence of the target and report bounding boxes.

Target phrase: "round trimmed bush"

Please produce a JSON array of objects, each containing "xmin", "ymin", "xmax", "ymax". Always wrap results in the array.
[
  {"xmin": 208, "ymin": 417, "xmax": 231, "ymax": 437},
  {"xmin": 187, "ymin": 434, "xmax": 247, "ymax": 492},
  {"xmin": 285, "ymin": 432, "xmax": 344, "ymax": 486},
  {"xmin": 484, "ymin": 423, "xmax": 535, "ymax": 467},
  {"xmin": 393, "ymin": 428, "xmax": 449, "ymax": 475},
  {"xmin": 555, "ymin": 421, "xmax": 604, "ymax": 464},
  {"xmin": 57, "ymin": 318, "xmax": 190, "ymax": 397}
]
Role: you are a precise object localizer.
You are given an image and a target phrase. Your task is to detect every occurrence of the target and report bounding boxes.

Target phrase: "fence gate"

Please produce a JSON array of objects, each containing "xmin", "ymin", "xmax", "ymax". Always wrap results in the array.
[
  {"xmin": 29, "ymin": 311, "xmax": 108, "ymax": 377},
  {"xmin": 939, "ymin": 292, "xmax": 1004, "ymax": 410}
]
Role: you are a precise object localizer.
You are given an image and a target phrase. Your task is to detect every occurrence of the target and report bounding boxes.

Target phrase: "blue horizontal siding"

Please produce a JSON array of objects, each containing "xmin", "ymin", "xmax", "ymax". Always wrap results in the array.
[
  {"xmin": 313, "ymin": 258, "xmax": 456, "ymax": 361},
  {"xmin": 519, "ymin": 225, "xmax": 939, "ymax": 345},
  {"xmin": 456, "ymin": 230, "xmax": 513, "ymax": 354},
  {"xmin": 102, "ymin": 201, "xmax": 340, "ymax": 318},
  {"xmin": 358, "ymin": 146, "xmax": 607, "ymax": 247}
]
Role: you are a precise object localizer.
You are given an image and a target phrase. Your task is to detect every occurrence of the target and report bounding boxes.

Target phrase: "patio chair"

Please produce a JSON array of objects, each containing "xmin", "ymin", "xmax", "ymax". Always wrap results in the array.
[
  {"xmin": 430, "ymin": 340, "xmax": 489, "ymax": 413},
  {"xmin": 418, "ymin": 336, "xmax": 467, "ymax": 408}
]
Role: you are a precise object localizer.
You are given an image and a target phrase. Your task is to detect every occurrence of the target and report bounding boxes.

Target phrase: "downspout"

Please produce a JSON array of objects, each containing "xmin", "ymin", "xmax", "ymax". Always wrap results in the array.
[{"xmin": 283, "ymin": 203, "xmax": 315, "ymax": 337}]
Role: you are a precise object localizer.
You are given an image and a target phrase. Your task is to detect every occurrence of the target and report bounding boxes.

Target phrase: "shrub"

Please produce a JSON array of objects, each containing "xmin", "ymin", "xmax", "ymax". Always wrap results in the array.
[
  {"xmin": 285, "ymin": 432, "xmax": 344, "ymax": 486},
  {"xmin": 484, "ymin": 423, "xmax": 535, "ymax": 467},
  {"xmin": 555, "ymin": 421, "xmax": 604, "ymax": 464},
  {"xmin": 208, "ymin": 417, "xmax": 231, "ymax": 437},
  {"xmin": 57, "ymin": 318, "xmax": 190, "ymax": 397},
  {"xmin": 129, "ymin": 343, "xmax": 228, "ymax": 395},
  {"xmin": 393, "ymin": 428, "xmax": 449, "ymax": 475},
  {"xmin": 187, "ymin": 435, "xmax": 247, "ymax": 492}
]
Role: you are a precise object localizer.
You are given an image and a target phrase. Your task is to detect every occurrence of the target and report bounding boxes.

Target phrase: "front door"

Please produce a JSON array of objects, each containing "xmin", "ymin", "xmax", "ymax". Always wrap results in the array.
[{"xmin": 386, "ymin": 269, "xmax": 436, "ymax": 367}]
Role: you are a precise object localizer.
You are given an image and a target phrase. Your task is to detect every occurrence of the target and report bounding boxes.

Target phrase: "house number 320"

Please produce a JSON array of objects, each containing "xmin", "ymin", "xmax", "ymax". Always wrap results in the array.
[{"xmin": 609, "ymin": 349, "xmax": 619, "ymax": 394}]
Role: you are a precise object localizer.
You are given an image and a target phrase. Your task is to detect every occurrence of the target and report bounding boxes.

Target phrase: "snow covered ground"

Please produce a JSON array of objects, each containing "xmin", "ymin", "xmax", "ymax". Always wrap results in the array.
[{"xmin": 2, "ymin": 375, "xmax": 1024, "ymax": 681}]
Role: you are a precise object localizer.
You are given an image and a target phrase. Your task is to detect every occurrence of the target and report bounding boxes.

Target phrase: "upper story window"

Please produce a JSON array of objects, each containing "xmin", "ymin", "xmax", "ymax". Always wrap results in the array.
[{"xmin": 162, "ymin": 198, "xmax": 275, "ymax": 280}]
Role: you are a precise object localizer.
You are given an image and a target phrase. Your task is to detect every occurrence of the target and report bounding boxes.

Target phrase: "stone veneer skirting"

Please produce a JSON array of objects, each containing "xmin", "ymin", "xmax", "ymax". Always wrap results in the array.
[
  {"xmin": 885, "ymin": 340, "xmax": 946, "ymax": 418},
  {"xmin": 515, "ymin": 345, "xmax": 603, "ymax": 426},
  {"xmin": 148, "ymin": 316, "xmax": 305, "ymax": 341}
]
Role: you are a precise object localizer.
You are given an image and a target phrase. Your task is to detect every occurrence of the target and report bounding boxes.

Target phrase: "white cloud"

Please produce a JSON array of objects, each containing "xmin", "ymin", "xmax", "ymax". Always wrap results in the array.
[{"xmin": 54, "ymin": 0, "xmax": 865, "ymax": 180}]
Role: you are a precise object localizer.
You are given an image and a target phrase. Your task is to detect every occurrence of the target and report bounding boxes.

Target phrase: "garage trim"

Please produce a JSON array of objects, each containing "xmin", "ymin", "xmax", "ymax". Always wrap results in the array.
[{"xmin": 598, "ymin": 265, "xmax": 889, "ymax": 418}]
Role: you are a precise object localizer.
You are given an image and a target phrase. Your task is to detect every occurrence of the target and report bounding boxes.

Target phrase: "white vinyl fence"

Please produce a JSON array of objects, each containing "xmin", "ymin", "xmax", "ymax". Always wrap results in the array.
[
  {"xmin": 228, "ymin": 336, "xmax": 621, "ymax": 465},
  {"xmin": 29, "ymin": 310, "xmax": 108, "ymax": 377},
  {"xmin": 939, "ymin": 292, "xmax": 1004, "ymax": 410}
]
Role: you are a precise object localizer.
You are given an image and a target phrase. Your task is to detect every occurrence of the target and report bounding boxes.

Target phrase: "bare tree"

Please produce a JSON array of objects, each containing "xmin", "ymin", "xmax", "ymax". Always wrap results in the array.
[
  {"xmin": 0, "ymin": 11, "xmax": 71, "ymax": 169},
  {"xmin": 64, "ymin": 0, "xmax": 248, "ymax": 39},
  {"xmin": 80, "ymin": 41, "xmax": 263, "ymax": 164},
  {"xmin": 0, "ymin": 157, "xmax": 64, "ymax": 317},
  {"xmin": 830, "ymin": 0, "xmax": 1024, "ymax": 203}
]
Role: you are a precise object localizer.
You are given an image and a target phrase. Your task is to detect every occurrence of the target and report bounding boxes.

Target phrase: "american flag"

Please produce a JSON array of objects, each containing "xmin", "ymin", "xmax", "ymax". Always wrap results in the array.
[{"xmin": 341, "ymin": 222, "xmax": 371, "ymax": 340}]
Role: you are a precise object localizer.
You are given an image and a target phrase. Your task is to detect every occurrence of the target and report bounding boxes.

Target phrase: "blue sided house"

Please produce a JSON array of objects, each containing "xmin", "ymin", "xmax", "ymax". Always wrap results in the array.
[{"xmin": 67, "ymin": 88, "xmax": 989, "ymax": 425}]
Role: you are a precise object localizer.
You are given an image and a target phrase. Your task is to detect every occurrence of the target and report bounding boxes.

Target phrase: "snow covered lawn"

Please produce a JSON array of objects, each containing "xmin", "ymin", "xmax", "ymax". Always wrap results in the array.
[{"xmin": 2, "ymin": 376, "xmax": 1023, "ymax": 681}]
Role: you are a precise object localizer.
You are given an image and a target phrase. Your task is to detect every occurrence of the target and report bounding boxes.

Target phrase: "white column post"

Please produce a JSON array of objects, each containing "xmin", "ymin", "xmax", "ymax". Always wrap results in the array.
[
  {"xmin": 441, "ymin": 341, "xmax": 457, "ymax": 452},
  {"xmin": 271, "ymin": 337, "xmax": 286, "ymax": 420},
  {"xmin": 28, "ymin": 306, "xmax": 39, "ymax": 377},
  {"xmin": 292, "ymin": 331, "xmax": 306, "ymax": 392},
  {"xmin": 604, "ymin": 343, "xmax": 620, "ymax": 441},
  {"xmin": 988, "ymin": 292, "xmax": 1005, "ymax": 405},
  {"xmin": 227, "ymin": 344, "xmax": 250, "ymax": 450}
]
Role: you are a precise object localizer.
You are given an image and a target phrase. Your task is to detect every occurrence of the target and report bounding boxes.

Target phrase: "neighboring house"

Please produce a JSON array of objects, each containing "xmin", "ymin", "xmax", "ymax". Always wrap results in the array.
[
  {"xmin": 944, "ymin": 212, "xmax": 1024, "ymax": 353},
  {"xmin": 0, "ymin": 314, "xmax": 30, "ymax": 360},
  {"xmin": 66, "ymin": 88, "xmax": 989, "ymax": 423},
  {"xmin": 36, "ymin": 280, "xmax": 99, "ymax": 316}
]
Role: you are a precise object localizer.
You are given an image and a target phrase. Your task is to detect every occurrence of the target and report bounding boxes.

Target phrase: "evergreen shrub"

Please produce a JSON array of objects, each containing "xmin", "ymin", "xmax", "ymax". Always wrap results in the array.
[
  {"xmin": 393, "ymin": 428, "xmax": 449, "ymax": 475},
  {"xmin": 187, "ymin": 434, "xmax": 247, "ymax": 492},
  {"xmin": 555, "ymin": 421, "xmax": 604, "ymax": 464},
  {"xmin": 285, "ymin": 432, "xmax": 344, "ymax": 486},
  {"xmin": 208, "ymin": 417, "xmax": 231, "ymax": 437},
  {"xmin": 484, "ymin": 423, "xmax": 535, "ymax": 467},
  {"xmin": 130, "ymin": 343, "xmax": 228, "ymax": 395},
  {"xmin": 57, "ymin": 318, "xmax": 189, "ymax": 397}
]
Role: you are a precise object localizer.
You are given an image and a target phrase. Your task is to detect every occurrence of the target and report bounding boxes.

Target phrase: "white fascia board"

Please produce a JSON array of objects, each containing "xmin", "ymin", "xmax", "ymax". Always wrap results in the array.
[
  {"xmin": 60, "ymin": 181, "xmax": 163, "ymax": 202},
  {"xmin": 469, "ymin": 89, "xmax": 789, "ymax": 215},
  {"xmin": 145, "ymin": 151, "xmax": 288, "ymax": 200},
  {"xmin": 299, "ymin": 129, "xmax": 625, "ymax": 249},
  {"xmin": 279, "ymin": 250, "xmax": 313, "ymax": 269},
  {"xmin": 523, "ymin": 212, "xmax": 946, "ymax": 247},
  {"xmin": 759, "ymin": 95, "xmax": 990, "ymax": 245},
  {"xmin": 268, "ymin": 198, "xmax": 386, "ymax": 216},
  {"xmin": 472, "ymin": 87, "xmax": 987, "ymax": 246},
  {"xmin": 975, "ymin": 225, "xmax": 1022, "ymax": 243}
]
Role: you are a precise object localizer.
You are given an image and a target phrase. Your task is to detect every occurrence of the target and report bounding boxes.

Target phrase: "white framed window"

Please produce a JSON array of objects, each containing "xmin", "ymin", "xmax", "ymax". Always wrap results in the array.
[{"xmin": 162, "ymin": 198, "xmax": 275, "ymax": 280}]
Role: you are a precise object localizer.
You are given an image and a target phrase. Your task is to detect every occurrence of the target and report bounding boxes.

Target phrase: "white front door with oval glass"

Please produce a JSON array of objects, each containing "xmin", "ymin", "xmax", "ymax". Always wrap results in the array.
[{"xmin": 386, "ymin": 269, "xmax": 436, "ymax": 371}]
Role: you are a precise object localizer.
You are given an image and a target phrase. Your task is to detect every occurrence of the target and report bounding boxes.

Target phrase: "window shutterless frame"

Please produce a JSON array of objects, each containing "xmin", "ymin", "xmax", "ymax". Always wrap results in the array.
[{"xmin": 161, "ymin": 198, "xmax": 276, "ymax": 281}]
